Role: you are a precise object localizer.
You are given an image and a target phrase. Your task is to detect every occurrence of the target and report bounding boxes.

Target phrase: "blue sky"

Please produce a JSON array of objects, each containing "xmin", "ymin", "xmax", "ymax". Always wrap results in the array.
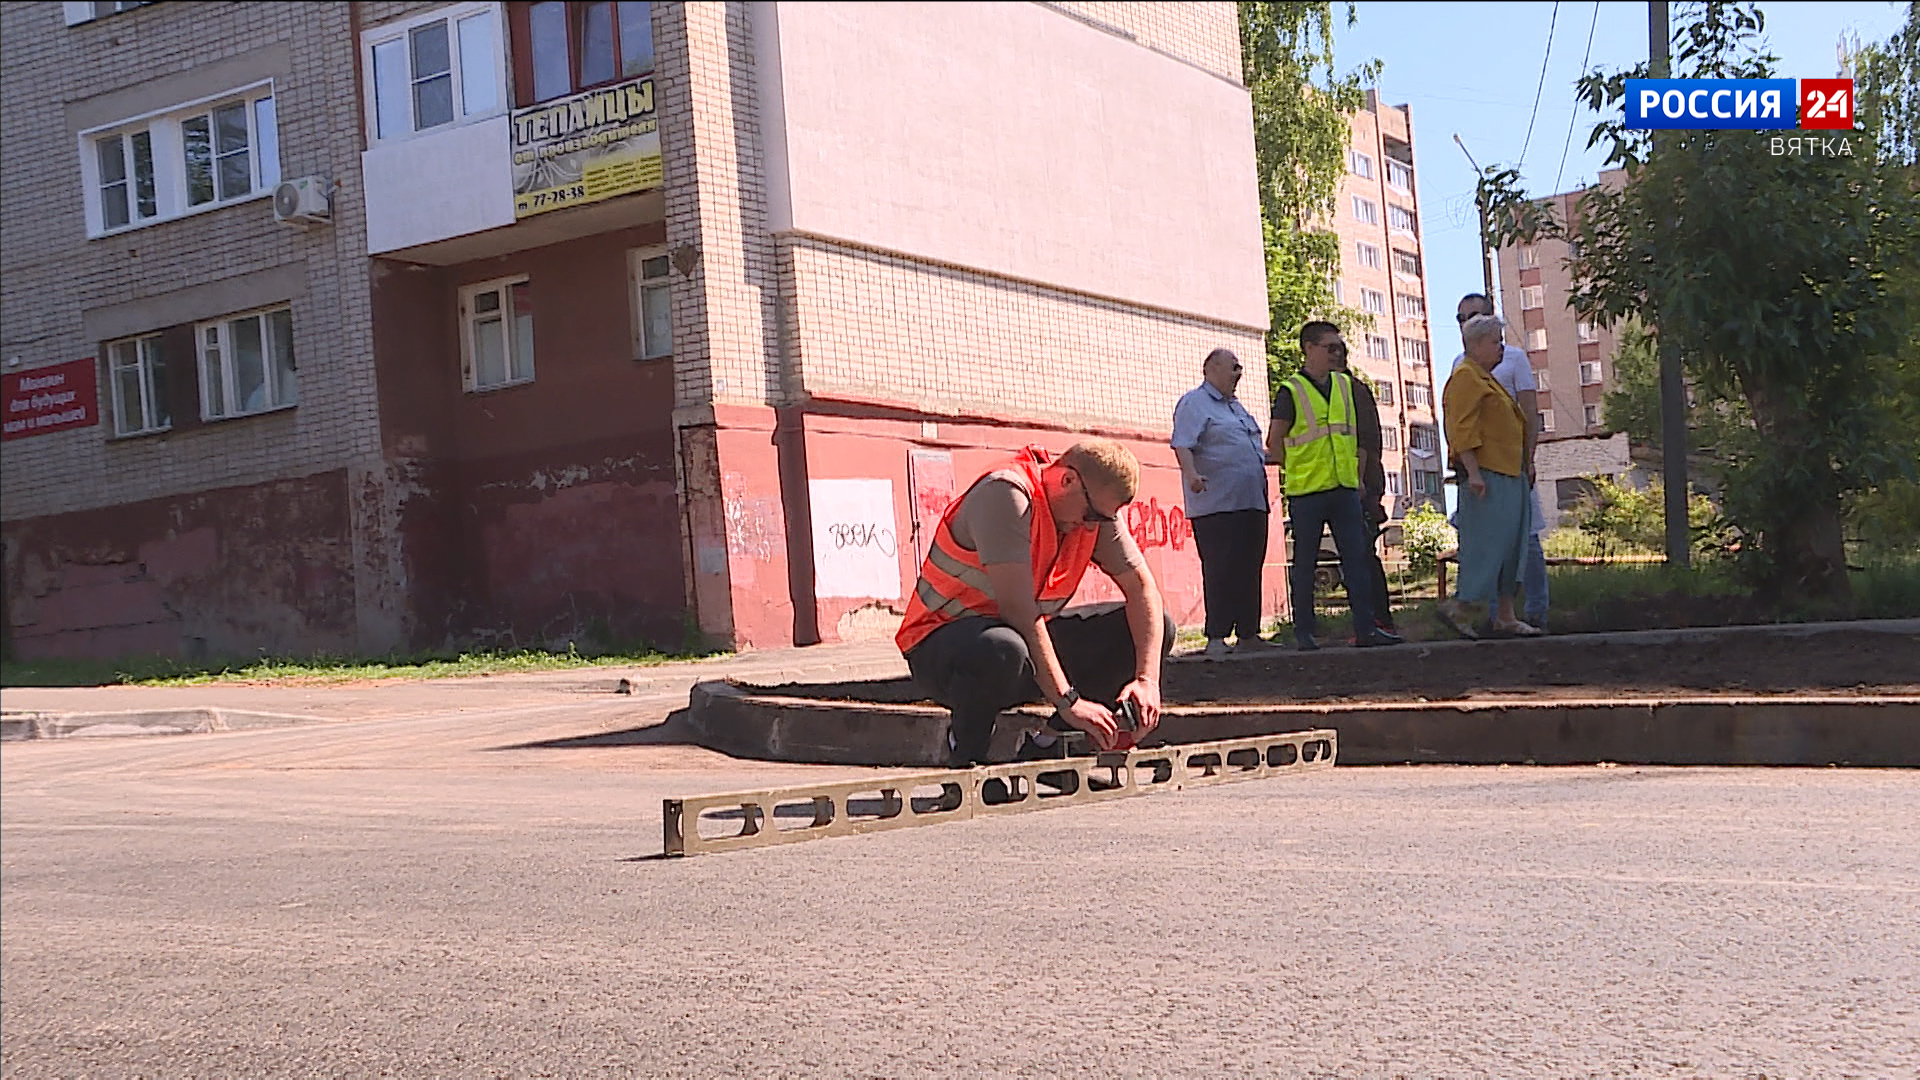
[{"xmin": 1333, "ymin": 1, "xmax": 1909, "ymax": 342}]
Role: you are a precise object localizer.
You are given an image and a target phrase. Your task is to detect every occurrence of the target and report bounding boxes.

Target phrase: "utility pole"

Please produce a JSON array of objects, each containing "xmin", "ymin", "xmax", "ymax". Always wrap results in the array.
[
  {"xmin": 1453, "ymin": 134, "xmax": 1497, "ymax": 300},
  {"xmin": 1650, "ymin": 0, "xmax": 1691, "ymax": 568}
]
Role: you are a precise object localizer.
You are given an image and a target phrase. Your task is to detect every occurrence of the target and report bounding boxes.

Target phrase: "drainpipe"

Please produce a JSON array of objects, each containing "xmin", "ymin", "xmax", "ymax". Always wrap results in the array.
[{"xmin": 774, "ymin": 405, "xmax": 820, "ymax": 645}]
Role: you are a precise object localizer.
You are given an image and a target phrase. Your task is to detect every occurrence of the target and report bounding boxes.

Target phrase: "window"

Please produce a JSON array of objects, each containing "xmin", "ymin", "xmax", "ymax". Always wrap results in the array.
[
  {"xmin": 64, "ymin": 1, "xmax": 154, "ymax": 25},
  {"xmin": 1404, "ymin": 381, "xmax": 1431, "ymax": 408},
  {"xmin": 1409, "ymin": 425, "xmax": 1439, "ymax": 454},
  {"xmin": 1539, "ymin": 410, "xmax": 1556, "ymax": 433},
  {"xmin": 1518, "ymin": 244, "xmax": 1540, "ymax": 270},
  {"xmin": 1577, "ymin": 321, "xmax": 1600, "ymax": 344},
  {"xmin": 365, "ymin": 3, "xmax": 504, "ymax": 142},
  {"xmin": 1356, "ymin": 241, "xmax": 1383, "ymax": 270},
  {"xmin": 1584, "ymin": 404, "xmax": 1602, "ymax": 427},
  {"xmin": 630, "ymin": 248, "xmax": 672, "ymax": 359},
  {"xmin": 1365, "ymin": 334, "xmax": 1390, "ymax": 360},
  {"xmin": 1567, "ymin": 239, "xmax": 1584, "ymax": 259},
  {"xmin": 1359, "ymin": 288, "xmax": 1386, "ymax": 315},
  {"xmin": 1393, "ymin": 248, "xmax": 1421, "ymax": 277},
  {"xmin": 1386, "ymin": 472, "xmax": 1402, "ymax": 497},
  {"xmin": 1396, "ymin": 293, "xmax": 1426, "ymax": 320},
  {"xmin": 1535, "ymin": 367, "xmax": 1551, "ymax": 391},
  {"xmin": 1351, "ymin": 196, "xmax": 1378, "ymax": 225},
  {"xmin": 1387, "ymin": 204, "xmax": 1416, "ymax": 233},
  {"xmin": 1385, "ymin": 159, "xmax": 1413, "ymax": 192},
  {"xmin": 80, "ymin": 83, "xmax": 279, "ymax": 236},
  {"xmin": 460, "ymin": 276, "xmax": 536, "ymax": 390},
  {"xmin": 1382, "ymin": 426, "xmax": 1399, "ymax": 451},
  {"xmin": 1520, "ymin": 285, "xmax": 1545, "ymax": 309},
  {"xmin": 106, "ymin": 333, "xmax": 170, "ymax": 436},
  {"xmin": 1401, "ymin": 337, "xmax": 1429, "ymax": 365},
  {"xmin": 1413, "ymin": 469, "xmax": 1442, "ymax": 495},
  {"xmin": 511, "ymin": 1, "xmax": 656, "ymax": 106},
  {"xmin": 1527, "ymin": 327, "xmax": 1549, "ymax": 351},
  {"xmin": 1331, "ymin": 279, "xmax": 1345, "ymax": 306},
  {"xmin": 1376, "ymin": 381, "xmax": 1394, "ymax": 406},
  {"xmin": 1580, "ymin": 361, "xmax": 1603, "ymax": 385},
  {"xmin": 197, "ymin": 306, "xmax": 298, "ymax": 420},
  {"xmin": 1348, "ymin": 150, "xmax": 1374, "ymax": 178}
]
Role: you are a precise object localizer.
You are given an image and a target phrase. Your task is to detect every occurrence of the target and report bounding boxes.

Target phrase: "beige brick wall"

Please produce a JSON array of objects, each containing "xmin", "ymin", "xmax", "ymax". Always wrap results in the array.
[
  {"xmin": 0, "ymin": 0, "xmax": 378, "ymax": 522},
  {"xmin": 1046, "ymin": 1, "xmax": 1242, "ymax": 85},
  {"xmin": 783, "ymin": 235, "xmax": 1268, "ymax": 438}
]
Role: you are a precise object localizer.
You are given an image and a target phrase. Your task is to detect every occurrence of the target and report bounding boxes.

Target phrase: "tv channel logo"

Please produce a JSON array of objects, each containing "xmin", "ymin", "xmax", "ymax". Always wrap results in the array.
[{"xmin": 1625, "ymin": 79, "xmax": 1854, "ymax": 130}]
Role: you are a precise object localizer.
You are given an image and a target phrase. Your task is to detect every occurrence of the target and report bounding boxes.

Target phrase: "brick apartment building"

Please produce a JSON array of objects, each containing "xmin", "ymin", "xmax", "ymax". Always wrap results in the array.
[
  {"xmin": 1, "ymin": 1, "xmax": 1269, "ymax": 660},
  {"xmin": 1329, "ymin": 89, "xmax": 1443, "ymax": 519}
]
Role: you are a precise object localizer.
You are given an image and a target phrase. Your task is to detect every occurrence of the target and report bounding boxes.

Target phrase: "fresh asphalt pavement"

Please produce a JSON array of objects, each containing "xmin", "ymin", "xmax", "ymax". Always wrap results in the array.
[{"xmin": 3, "ymin": 673, "xmax": 1916, "ymax": 1078}]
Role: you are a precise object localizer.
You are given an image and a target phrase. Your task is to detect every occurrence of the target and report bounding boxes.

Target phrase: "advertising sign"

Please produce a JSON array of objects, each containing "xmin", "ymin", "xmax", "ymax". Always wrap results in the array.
[
  {"xmin": 510, "ymin": 76, "xmax": 662, "ymax": 218},
  {"xmin": 2, "ymin": 357, "xmax": 98, "ymax": 441}
]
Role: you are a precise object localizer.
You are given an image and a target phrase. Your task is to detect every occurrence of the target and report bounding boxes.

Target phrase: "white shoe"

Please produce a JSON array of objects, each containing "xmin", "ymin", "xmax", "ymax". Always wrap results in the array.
[{"xmin": 1203, "ymin": 638, "xmax": 1231, "ymax": 661}]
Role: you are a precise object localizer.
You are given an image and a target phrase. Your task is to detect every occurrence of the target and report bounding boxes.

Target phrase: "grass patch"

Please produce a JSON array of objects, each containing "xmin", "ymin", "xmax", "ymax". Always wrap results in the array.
[{"xmin": 0, "ymin": 644, "xmax": 728, "ymax": 689}]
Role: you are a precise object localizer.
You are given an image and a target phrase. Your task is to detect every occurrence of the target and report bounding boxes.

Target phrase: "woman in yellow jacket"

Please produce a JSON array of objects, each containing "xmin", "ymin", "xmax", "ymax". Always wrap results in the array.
[{"xmin": 1439, "ymin": 315, "xmax": 1542, "ymax": 638}]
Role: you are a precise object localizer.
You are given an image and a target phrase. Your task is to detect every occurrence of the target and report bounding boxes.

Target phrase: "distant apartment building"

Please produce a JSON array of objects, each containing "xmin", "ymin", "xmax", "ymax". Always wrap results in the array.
[
  {"xmin": 1494, "ymin": 169, "xmax": 1628, "ymax": 442},
  {"xmin": 1330, "ymin": 89, "xmax": 1442, "ymax": 518},
  {"xmin": 1, "ymin": 1, "xmax": 1269, "ymax": 660}
]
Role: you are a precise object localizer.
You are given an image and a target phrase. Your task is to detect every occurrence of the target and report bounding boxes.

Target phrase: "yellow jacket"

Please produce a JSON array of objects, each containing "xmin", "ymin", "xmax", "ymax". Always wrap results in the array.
[{"xmin": 1444, "ymin": 360, "xmax": 1528, "ymax": 478}]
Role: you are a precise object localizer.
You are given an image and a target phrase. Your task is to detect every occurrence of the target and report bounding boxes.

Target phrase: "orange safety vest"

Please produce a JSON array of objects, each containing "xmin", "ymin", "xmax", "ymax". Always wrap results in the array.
[{"xmin": 896, "ymin": 446, "xmax": 1099, "ymax": 655}]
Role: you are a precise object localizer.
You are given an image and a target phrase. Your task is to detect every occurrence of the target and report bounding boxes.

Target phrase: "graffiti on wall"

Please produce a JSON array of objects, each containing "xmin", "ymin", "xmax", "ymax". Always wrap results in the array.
[
  {"xmin": 1124, "ymin": 496, "xmax": 1192, "ymax": 552},
  {"xmin": 810, "ymin": 478, "xmax": 901, "ymax": 599}
]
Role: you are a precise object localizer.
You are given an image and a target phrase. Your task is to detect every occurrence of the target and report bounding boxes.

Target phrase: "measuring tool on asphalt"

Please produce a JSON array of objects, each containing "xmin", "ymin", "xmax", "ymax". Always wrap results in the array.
[{"xmin": 662, "ymin": 728, "xmax": 1336, "ymax": 857}]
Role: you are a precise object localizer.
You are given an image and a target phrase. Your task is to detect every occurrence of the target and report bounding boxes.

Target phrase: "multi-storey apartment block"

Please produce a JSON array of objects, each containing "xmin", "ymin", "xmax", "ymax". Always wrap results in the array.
[
  {"xmin": 1, "ymin": 1, "xmax": 1270, "ymax": 659},
  {"xmin": 1330, "ymin": 89, "xmax": 1441, "ymax": 517}
]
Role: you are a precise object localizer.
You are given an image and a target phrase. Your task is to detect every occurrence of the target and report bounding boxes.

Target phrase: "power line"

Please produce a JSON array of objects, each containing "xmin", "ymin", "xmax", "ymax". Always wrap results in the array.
[
  {"xmin": 1518, "ymin": 1, "xmax": 1561, "ymax": 168},
  {"xmin": 1553, "ymin": 1, "xmax": 1603, "ymax": 193}
]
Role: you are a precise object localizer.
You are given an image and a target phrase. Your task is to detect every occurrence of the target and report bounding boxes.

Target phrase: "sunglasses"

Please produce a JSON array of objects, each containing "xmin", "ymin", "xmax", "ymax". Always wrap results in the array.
[{"xmin": 1067, "ymin": 466, "xmax": 1120, "ymax": 523}]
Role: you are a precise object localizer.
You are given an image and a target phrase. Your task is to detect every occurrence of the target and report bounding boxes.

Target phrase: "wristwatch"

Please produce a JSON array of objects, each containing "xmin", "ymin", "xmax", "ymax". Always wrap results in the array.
[{"xmin": 1056, "ymin": 687, "xmax": 1081, "ymax": 713}]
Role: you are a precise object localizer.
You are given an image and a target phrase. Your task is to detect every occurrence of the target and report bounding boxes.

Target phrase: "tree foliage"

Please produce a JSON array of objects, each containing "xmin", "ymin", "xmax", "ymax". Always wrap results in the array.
[
  {"xmin": 1560, "ymin": 475, "xmax": 1722, "ymax": 558},
  {"xmin": 1400, "ymin": 502, "xmax": 1455, "ymax": 577},
  {"xmin": 1601, "ymin": 319, "xmax": 1749, "ymax": 455},
  {"xmin": 1846, "ymin": 2, "xmax": 1920, "ymax": 166},
  {"xmin": 1476, "ymin": 2, "xmax": 1920, "ymax": 601},
  {"xmin": 1238, "ymin": 2, "xmax": 1378, "ymax": 383}
]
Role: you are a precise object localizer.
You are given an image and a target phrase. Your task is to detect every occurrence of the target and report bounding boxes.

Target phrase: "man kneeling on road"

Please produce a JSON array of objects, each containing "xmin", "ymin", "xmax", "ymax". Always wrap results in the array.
[{"xmin": 897, "ymin": 438, "xmax": 1175, "ymax": 768}]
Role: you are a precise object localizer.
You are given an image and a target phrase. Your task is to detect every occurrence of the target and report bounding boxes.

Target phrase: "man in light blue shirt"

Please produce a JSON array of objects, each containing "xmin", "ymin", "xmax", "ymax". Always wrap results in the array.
[
  {"xmin": 1452, "ymin": 293, "xmax": 1549, "ymax": 630},
  {"xmin": 1172, "ymin": 348, "xmax": 1276, "ymax": 658}
]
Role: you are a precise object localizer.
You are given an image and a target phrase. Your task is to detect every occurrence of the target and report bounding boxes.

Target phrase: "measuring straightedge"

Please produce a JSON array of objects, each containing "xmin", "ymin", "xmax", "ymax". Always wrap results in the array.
[{"xmin": 663, "ymin": 728, "xmax": 1336, "ymax": 857}]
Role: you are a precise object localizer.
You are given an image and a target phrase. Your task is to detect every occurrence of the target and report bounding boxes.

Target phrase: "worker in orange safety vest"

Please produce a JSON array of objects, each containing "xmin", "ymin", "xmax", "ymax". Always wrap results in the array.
[{"xmin": 897, "ymin": 438, "xmax": 1174, "ymax": 768}]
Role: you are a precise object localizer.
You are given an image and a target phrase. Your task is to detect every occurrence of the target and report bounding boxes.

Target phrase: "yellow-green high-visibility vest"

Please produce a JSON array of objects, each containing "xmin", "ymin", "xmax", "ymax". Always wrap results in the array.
[{"xmin": 1282, "ymin": 371, "xmax": 1360, "ymax": 496}]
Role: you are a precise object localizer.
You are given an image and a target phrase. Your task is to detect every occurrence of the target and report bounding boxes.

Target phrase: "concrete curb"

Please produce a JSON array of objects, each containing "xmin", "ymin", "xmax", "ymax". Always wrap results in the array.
[{"xmin": 0, "ymin": 708, "xmax": 339, "ymax": 742}]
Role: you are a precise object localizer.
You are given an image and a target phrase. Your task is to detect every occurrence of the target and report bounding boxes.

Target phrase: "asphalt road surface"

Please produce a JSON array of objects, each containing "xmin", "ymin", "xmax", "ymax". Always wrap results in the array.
[{"xmin": 3, "ymin": 689, "xmax": 1915, "ymax": 1079}]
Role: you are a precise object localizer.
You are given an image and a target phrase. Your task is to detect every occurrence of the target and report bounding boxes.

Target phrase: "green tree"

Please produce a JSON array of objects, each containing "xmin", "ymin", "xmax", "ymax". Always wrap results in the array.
[
  {"xmin": 1479, "ymin": 2, "xmax": 1920, "ymax": 601},
  {"xmin": 1601, "ymin": 319, "xmax": 1749, "ymax": 455},
  {"xmin": 1238, "ymin": 3, "xmax": 1378, "ymax": 383},
  {"xmin": 1846, "ymin": 2, "xmax": 1919, "ymax": 166}
]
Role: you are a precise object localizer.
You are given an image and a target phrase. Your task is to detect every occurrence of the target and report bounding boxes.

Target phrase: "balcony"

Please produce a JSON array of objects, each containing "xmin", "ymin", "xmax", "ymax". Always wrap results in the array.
[{"xmin": 363, "ymin": 117, "xmax": 517, "ymax": 256}]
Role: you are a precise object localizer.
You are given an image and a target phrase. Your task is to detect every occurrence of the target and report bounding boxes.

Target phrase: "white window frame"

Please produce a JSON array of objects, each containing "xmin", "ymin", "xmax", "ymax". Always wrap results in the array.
[
  {"xmin": 1376, "ymin": 380, "xmax": 1395, "ymax": 406},
  {"xmin": 361, "ymin": 2, "xmax": 507, "ymax": 145},
  {"xmin": 1527, "ymin": 327, "xmax": 1549, "ymax": 351},
  {"xmin": 1385, "ymin": 471, "xmax": 1403, "ymax": 496},
  {"xmin": 1364, "ymin": 333, "xmax": 1390, "ymax": 360},
  {"xmin": 1387, "ymin": 203, "xmax": 1417, "ymax": 233},
  {"xmin": 1385, "ymin": 158, "xmax": 1413, "ymax": 193},
  {"xmin": 1410, "ymin": 425, "xmax": 1439, "ymax": 454},
  {"xmin": 1535, "ymin": 367, "xmax": 1552, "ymax": 391},
  {"xmin": 1382, "ymin": 426, "xmax": 1400, "ymax": 451},
  {"xmin": 1332, "ymin": 279, "xmax": 1345, "ymax": 306},
  {"xmin": 1348, "ymin": 150, "xmax": 1374, "ymax": 179},
  {"xmin": 77, "ymin": 81, "xmax": 278, "ymax": 238},
  {"xmin": 459, "ymin": 275, "xmax": 536, "ymax": 392},
  {"xmin": 1360, "ymin": 288, "xmax": 1386, "ymax": 315},
  {"xmin": 1577, "ymin": 321, "xmax": 1601, "ymax": 344},
  {"xmin": 195, "ymin": 304, "xmax": 299, "ymax": 421},
  {"xmin": 1580, "ymin": 361, "xmax": 1603, "ymax": 385},
  {"xmin": 63, "ymin": 1, "xmax": 152, "ymax": 25},
  {"xmin": 1518, "ymin": 244, "xmax": 1540, "ymax": 270},
  {"xmin": 106, "ymin": 332, "xmax": 170, "ymax": 437},
  {"xmin": 1520, "ymin": 285, "xmax": 1545, "ymax": 309},
  {"xmin": 1584, "ymin": 404, "xmax": 1602, "ymax": 427},
  {"xmin": 1401, "ymin": 337, "xmax": 1429, "ymax": 364},
  {"xmin": 1351, "ymin": 196, "xmax": 1378, "ymax": 225},
  {"xmin": 1405, "ymin": 381, "xmax": 1431, "ymax": 408},
  {"xmin": 1392, "ymin": 248, "xmax": 1421, "ymax": 277},
  {"xmin": 1396, "ymin": 293, "xmax": 1426, "ymax": 320},
  {"xmin": 1356, "ymin": 241, "xmax": 1383, "ymax": 270},
  {"xmin": 1539, "ymin": 410, "xmax": 1556, "ymax": 433},
  {"xmin": 629, "ymin": 247, "xmax": 673, "ymax": 360}
]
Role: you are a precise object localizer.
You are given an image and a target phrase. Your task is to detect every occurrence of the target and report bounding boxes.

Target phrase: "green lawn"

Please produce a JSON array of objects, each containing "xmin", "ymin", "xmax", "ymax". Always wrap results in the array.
[{"xmin": 0, "ymin": 645, "xmax": 727, "ymax": 689}]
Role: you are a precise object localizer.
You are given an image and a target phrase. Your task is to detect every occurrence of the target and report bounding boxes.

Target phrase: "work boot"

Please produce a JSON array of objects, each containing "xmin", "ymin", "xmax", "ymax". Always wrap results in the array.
[{"xmin": 1202, "ymin": 638, "xmax": 1231, "ymax": 661}]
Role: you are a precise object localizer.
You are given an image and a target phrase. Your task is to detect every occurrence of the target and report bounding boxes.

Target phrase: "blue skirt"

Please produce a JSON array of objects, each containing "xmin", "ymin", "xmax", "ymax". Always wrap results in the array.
[{"xmin": 1455, "ymin": 470, "xmax": 1528, "ymax": 607}]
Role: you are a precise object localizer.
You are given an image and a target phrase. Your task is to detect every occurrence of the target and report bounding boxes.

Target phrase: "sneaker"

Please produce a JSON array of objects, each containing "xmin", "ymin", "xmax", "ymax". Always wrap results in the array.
[
  {"xmin": 1202, "ymin": 638, "xmax": 1231, "ymax": 661},
  {"xmin": 1356, "ymin": 629, "xmax": 1405, "ymax": 647}
]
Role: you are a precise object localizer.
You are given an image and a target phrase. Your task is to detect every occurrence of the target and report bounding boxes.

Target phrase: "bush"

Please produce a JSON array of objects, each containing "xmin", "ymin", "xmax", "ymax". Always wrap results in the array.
[
  {"xmin": 1559, "ymin": 475, "xmax": 1721, "ymax": 558},
  {"xmin": 1402, "ymin": 502, "xmax": 1456, "ymax": 577}
]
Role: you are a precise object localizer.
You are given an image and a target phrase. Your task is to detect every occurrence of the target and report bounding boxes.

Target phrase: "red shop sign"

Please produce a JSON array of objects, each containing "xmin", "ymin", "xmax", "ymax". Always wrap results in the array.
[{"xmin": 2, "ymin": 358, "xmax": 99, "ymax": 441}]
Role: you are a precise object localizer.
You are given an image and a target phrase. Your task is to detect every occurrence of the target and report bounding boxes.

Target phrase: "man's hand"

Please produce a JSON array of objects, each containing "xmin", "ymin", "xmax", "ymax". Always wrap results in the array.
[
  {"xmin": 1118, "ymin": 677, "xmax": 1162, "ymax": 738},
  {"xmin": 1060, "ymin": 698, "xmax": 1121, "ymax": 751},
  {"xmin": 1187, "ymin": 473, "xmax": 1209, "ymax": 493}
]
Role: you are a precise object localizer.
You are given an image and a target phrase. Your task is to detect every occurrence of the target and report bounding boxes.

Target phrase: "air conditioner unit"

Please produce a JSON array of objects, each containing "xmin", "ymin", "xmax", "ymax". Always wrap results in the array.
[{"xmin": 273, "ymin": 176, "xmax": 332, "ymax": 226}]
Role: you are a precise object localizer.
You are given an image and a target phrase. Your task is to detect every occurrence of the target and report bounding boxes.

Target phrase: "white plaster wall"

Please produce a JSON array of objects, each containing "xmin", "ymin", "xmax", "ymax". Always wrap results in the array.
[
  {"xmin": 361, "ymin": 116, "xmax": 516, "ymax": 255},
  {"xmin": 757, "ymin": 1, "xmax": 1267, "ymax": 330}
]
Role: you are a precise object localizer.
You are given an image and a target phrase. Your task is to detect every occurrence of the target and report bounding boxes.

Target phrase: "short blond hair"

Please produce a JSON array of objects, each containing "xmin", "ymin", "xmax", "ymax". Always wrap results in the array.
[{"xmin": 1060, "ymin": 438, "xmax": 1139, "ymax": 502}]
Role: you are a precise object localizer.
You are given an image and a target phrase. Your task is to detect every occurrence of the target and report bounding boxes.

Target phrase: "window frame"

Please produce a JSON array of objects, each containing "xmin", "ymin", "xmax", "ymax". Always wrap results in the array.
[
  {"xmin": 1577, "ymin": 321, "xmax": 1601, "ymax": 344},
  {"xmin": 77, "ymin": 81, "xmax": 278, "ymax": 239},
  {"xmin": 106, "ymin": 332, "xmax": 170, "ymax": 438},
  {"xmin": 1535, "ymin": 367, "xmax": 1552, "ymax": 391},
  {"xmin": 459, "ymin": 274, "xmax": 537, "ymax": 392},
  {"xmin": 1404, "ymin": 381, "xmax": 1431, "ymax": 408},
  {"xmin": 1385, "ymin": 471, "xmax": 1403, "ymax": 496},
  {"xmin": 1409, "ymin": 425, "xmax": 1439, "ymax": 454},
  {"xmin": 1355, "ymin": 240, "xmax": 1383, "ymax": 271},
  {"xmin": 1363, "ymin": 333, "xmax": 1390, "ymax": 360},
  {"xmin": 1387, "ymin": 203, "xmax": 1417, "ymax": 233},
  {"xmin": 1527, "ymin": 327, "xmax": 1549, "ymax": 351},
  {"xmin": 1348, "ymin": 150, "xmax": 1374, "ymax": 179},
  {"xmin": 1359, "ymin": 287, "xmax": 1386, "ymax": 315},
  {"xmin": 1377, "ymin": 381, "xmax": 1395, "ymax": 406},
  {"xmin": 1539, "ymin": 409, "xmax": 1556, "ymax": 433},
  {"xmin": 1401, "ymin": 336, "xmax": 1429, "ymax": 364},
  {"xmin": 1385, "ymin": 158, "xmax": 1413, "ymax": 193},
  {"xmin": 362, "ymin": 2, "xmax": 508, "ymax": 145},
  {"xmin": 1579, "ymin": 360, "xmax": 1603, "ymax": 385},
  {"xmin": 1392, "ymin": 248, "xmax": 1421, "ymax": 277},
  {"xmin": 509, "ymin": 1, "xmax": 658, "ymax": 107},
  {"xmin": 1518, "ymin": 244, "xmax": 1540, "ymax": 269},
  {"xmin": 1382, "ymin": 426, "xmax": 1400, "ymax": 451},
  {"xmin": 1351, "ymin": 195, "xmax": 1378, "ymax": 225},
  {"xmin": 1520, "ymin": 284, "xmax": 1545, "ymax": 309},
  {"xmin": 1395, "ymin": 292, "xmax": 1426, "ymax": 320},
  {"xmin": 195, "ymin": 304, "xmax": 299, "ymax": 422},
  {"xmin": 1584, "ymin": 404, "xmax": 1602, "ymax": 427},
  {"xmin": 629, "ymin": 246, "xmax": 673, "ymax": 360}
]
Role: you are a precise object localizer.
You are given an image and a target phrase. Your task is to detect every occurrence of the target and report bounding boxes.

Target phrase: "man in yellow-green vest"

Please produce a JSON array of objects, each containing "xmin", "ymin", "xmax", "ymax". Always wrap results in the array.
[{"xmin": 1265, "ymin": 321, "xmax": 1405, "ymax": 651}]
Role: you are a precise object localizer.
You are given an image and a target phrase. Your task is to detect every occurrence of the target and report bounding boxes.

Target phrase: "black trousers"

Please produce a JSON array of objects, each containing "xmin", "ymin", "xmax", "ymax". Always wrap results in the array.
[
  {"xmin": 1188, "ymin": 508, "xmax": 1269, "ymax": 641},
  {"xmin": 1285, "ymin": 487, "xmax": 1379, "ymax": 641},
  {"xmin": 905, "ymin": 604, "xmax": 1177, "ymax": 766},
  {"xmin": 1358, "ymin": 516, "xmax": 1395, "ymax": 632}
]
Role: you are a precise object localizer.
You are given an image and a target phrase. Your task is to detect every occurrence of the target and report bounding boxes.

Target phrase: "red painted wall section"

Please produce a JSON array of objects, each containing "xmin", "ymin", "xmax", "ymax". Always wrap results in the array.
[
  {"xmin": 707, "ymin": 406, "xmax": 794, "ymax": 650},
  {"xmin": 2, "ymin": 471, "xmax": 357, "ymax": 660}
]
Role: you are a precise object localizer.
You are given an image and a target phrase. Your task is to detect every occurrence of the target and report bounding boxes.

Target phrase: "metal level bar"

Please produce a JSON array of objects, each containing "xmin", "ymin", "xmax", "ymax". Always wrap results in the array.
[{"xmin": 662, "ymin": 729, "xmax": 1337, "ymax": 857}]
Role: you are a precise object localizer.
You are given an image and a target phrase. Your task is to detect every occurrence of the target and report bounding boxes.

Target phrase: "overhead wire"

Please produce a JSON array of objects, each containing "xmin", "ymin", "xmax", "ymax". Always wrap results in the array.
[
  {"xmin": 1517, "ymin": 0, "xmax": 1562, "ymax": 168},
  {"xmin": 1553, "ymin": 1, "xmax": 1604, "ymax": 193}
]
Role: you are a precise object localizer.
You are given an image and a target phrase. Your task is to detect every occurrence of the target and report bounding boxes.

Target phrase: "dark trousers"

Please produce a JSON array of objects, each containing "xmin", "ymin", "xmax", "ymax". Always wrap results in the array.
[
  {"xmin": 1359, "ymin": 518, "xmax": 1395, "ymax": 632},
  {"xmin": 1285, "ymin": 486, "xmax": 1379, "ymax": 642},
  {"xmin": 1188, "ymin": 508, "xmax": 1269, "ymax": 641},
  {"xmin": 905, "ymin": 605, "xmax": 1178, "ymax": 766}
]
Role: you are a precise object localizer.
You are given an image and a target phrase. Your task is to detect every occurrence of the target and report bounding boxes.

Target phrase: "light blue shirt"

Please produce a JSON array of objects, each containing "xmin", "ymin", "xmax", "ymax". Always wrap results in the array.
[{"xmin": 1171, "ymin": 382, "xmax": 1270, "ymax": 518}]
